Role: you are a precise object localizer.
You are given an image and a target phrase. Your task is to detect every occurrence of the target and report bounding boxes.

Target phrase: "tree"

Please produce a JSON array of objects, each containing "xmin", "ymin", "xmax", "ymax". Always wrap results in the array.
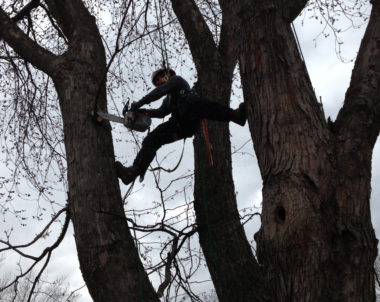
[
  {"xmin": 170, "ymin": 1, "xmax": 265, "ymax": 300},
  {"xmin": 0, "ymin": 275, "xmax": 81, "ymax": 302},
  {"xmin": 0, "ymin": 0, "xmax": 378, "ymax": 302},
  {"xmin": 0, "ymin": 1, "xmax": 158, "ymax": 301},
  {"xmin": 238, "ymin": 0, "xmax": 378, "ymax": 300},
  {"xmin": 0, "ymin": 258, "xmax": 80, "ymax": 302}
]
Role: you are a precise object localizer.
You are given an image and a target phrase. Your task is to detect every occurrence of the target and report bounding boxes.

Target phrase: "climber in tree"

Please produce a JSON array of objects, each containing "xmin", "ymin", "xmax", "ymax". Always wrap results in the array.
[{"xmin": 115, "ymin": 68, "xmax": 247, "ymax": 185}]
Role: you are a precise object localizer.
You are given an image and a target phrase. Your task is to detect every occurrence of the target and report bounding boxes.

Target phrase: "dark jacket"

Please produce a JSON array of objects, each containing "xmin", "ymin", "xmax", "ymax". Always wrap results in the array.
[{"xmin": 138, "ymin": 75, "xmax": 192, "ymax": 118}]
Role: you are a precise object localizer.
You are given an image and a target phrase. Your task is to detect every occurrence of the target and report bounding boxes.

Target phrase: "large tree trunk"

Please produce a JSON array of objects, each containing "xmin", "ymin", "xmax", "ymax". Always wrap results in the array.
[
  {"xmin": 55, "ymin": 66, "xmax": 158, "ymax": 301},
  {"xmin": 45, "ymin": 3, "xmax": 159, "ymax": 302},
  {"xmin": 0, "ymin": 1, "xmax": 160, "ymax": 299},
  {"xmin": 239, "ymin": 0, "xmax": 379, "ymax": 301},
  {"xmin": 193, "ymin": 64, "xmax": 265, "ymax": 302},
  {"xmin": 171, "ymin": 1, "xmax": 266, "ymax": 301}
]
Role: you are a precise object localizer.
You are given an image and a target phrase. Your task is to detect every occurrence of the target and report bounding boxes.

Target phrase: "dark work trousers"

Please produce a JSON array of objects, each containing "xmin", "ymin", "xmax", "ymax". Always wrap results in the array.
[{"xmin": 133, "ymin": 94, "xmax": 232, "ymax": 176}]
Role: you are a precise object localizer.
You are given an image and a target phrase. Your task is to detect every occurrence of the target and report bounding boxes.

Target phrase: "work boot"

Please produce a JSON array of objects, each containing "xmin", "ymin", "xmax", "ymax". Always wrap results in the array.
[
  {"xmin": 115, "ymin": 161, "xmax": 140, "ymax": 185},
  {"xmin": 229, "ymin": 103, "xmax": 247, "ymax": 126}
]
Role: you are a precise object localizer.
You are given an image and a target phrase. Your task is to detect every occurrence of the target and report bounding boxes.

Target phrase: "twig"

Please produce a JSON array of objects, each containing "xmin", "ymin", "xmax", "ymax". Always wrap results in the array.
[
  {"xmin": 11, "ymin": 0, "xmax": 40, "ymax": 23},
  {"xmin": 157, "ymin": 236, "xmax": 179, "ymax": 297}
]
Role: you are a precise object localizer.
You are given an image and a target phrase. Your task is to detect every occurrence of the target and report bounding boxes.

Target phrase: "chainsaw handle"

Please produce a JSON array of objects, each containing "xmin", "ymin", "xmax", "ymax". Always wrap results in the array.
[{"xmin": 122, "ymin": 101, "xmax": 130, "ymax": 116}]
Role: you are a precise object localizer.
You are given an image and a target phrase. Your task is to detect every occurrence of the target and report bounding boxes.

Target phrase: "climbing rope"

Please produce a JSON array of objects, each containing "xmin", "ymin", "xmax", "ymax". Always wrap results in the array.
[
  {"xmin": 291, "ymin": 22, "xmax": 305, "ymax": 63},
  {"xmin": 150, "ymin": 139, "xmax": 186, "ymax": 173},
  {"xmin": 154, "ymin": 0, "xmax": 170, "ymax": 69}
]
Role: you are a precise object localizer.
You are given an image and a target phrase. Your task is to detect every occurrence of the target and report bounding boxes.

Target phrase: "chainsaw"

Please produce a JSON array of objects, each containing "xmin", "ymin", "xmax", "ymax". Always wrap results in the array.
[{"xmin": 93, "ymin": 105, "xmax": 151, "ymax": 132}]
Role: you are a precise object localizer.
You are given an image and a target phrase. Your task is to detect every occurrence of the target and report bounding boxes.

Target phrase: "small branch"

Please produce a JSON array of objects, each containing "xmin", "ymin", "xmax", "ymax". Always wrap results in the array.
[
  {"xmin": 0, "ymin": 207, "xmax": 67, "ymax": 253},
  {"xmin": 11, "ymin": 0, "xmax": 41, "ymax": 23},
  {"xmin": 65, "ymin": 284, "xmax": 86, "ymax": 302},
  {"xmin": 0, "ymin": 210, "xmax": 71, "ymax": 293},
  {"xmin": 150, "ymin": 140, "xmax": 185, "ymax": 173},
  {"xmin": 171, "ymin": 0, "xmax": 218, "ymax": 71},
  {"xmin": 27, "ymin": 250, "xmax": 51, "ymax": 302},
  {"xmin": 157, "ymin": 236, "xmax": 179, "ymax": 297},
  {"xmin": 374, "ymin": 267, "xmax": 380, "ymax": 289},
  {"xmin": 39, "ymin": 3, "xmax": 68, "ymax": 43},
  {"xmin": 0, "ymin": 7, "xmax": 57, "ymax": 76}
]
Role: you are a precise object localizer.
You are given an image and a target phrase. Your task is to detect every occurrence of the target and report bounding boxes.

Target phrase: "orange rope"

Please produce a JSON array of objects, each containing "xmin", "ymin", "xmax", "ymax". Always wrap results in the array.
[{"xmin": 201, "ymin": 119, "xmax": 214, "ymax": 166}]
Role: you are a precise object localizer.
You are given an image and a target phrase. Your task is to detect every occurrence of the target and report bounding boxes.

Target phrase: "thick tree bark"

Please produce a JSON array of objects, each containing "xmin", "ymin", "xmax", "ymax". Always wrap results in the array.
[
  {"xmin": 332, "ymin": 1, "xmax": 380, "ymax": 300},
  {"xmin": 239, "ymin": 0, "xmax": 379, "ymax": 301},
  {"xmin": 171, "ymin": 1, "xmax": 266, "ymax": 301},
  {"xmin": 49, "ymin": 5, "xmax": 159, "ymax": 302},
  {"xmin": 0, "ymin": 2, "xmax": 159, "ymax": 301},
  {"xmin": 2, "ymin": 0, "xmax": 379, "ymax": 300}
]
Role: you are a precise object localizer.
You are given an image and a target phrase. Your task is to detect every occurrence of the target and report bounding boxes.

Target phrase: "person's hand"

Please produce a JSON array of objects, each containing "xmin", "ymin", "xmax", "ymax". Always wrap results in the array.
[
  {"xmin": 130, "ymin": 101, "xmax": 142, "ymax": 111},
  {"xmin": 122, "ymin": 103, "xmax": 129, "ymax": 116}
]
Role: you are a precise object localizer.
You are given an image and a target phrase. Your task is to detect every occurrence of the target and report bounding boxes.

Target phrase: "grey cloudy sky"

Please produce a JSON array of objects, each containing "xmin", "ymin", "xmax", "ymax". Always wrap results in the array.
[{"xmin": 1, "ymin": 2, "xmax": 378, "ymax": 302}]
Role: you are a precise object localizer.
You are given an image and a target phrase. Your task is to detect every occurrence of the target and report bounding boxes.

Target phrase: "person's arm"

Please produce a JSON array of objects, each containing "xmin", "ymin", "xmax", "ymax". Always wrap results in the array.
[
  {"xmin": 133, "ymin": 76, "xmax": 188, "ymax": 109},
  {"xmin": 142, "ymin": 97, "xmax": 171, "ymax": 118}
]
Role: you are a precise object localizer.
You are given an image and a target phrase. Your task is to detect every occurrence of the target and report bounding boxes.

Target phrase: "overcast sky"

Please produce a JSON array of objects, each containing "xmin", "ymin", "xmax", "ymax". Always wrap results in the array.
[{"xmin": 0, "ymin": 3, "xmax": 378, "ymax": 302}]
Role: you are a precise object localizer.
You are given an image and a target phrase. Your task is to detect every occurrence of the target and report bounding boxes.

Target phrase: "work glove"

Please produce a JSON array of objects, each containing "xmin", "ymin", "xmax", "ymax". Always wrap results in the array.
[
  {"xmin": 122, "ymin": 103, "xmax": 129, "ymax": 116},
  {"xmin": 130, "ymin": 101, "xmax": 143, "ymax": 112}
]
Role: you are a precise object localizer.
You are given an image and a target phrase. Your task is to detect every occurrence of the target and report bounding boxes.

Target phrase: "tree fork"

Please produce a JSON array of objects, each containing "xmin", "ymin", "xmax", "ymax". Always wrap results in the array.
[
  {"xmin": 53, "ymin": 22, "xmax": 160, "ymax": 302},
  {"xmin": 0, "ymin": 1, "xmax": 160, "ymax": 300},
  {"xmin": 171, "ymin": 0, "xmax": 267, "ymax": 300},
  {"xmin": 239, "ymin": 1, "xmax": 378, "ymax": 301}
]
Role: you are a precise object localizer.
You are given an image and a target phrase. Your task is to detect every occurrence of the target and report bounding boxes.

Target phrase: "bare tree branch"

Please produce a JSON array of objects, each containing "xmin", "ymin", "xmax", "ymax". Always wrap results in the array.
[
  {"xmin": 27, "ymin": 250, "xmax": 51, "ymax": 302},
  {"xmin": 170, "ymin": 0, "xmax": 217, "ymax": 71},
  {"xmin": 335, "ymin": 2, "xmax": 380, "ymax": 148},
  {"xmin": 156, "ymin": 236, "xmax": 178, "ymax": 297},
  {"xmin": 0, "ymin": 7, "xmax": 57, "ymax": 76},
  {"xmin": 43, "ymin": 0, "xmax": 94, "ymax": 41},
  {"xmin": 0, "ymin": 208, "xmax": 67, "ymax": 253},
  {"xmin": 0, "ymin": 210, "xmax": 71, "ymax": 294},
  {"xmin": 217, "ymin": 1, "xmax": 240, "ymax": 74},
  {"xmin": 11, "ymin": 0, "xmax": 40, "ymax": 23}
]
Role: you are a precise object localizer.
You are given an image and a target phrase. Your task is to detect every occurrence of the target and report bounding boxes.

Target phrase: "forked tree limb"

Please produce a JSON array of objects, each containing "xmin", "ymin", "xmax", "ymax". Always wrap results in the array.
[
  {"xmin": 335, "ymin": 1, "xmax": 380, "ymax": 148},
  {"xmin": 0, "ymin": 7, "xmax": 57, "ymax": 75},
  {"xmin": 171, "ymin": 0, "xmax": 217, "ymax": 71},
  {"xmin": 11, "ymin": 0, "xmax": 40, "ymax": 23}
]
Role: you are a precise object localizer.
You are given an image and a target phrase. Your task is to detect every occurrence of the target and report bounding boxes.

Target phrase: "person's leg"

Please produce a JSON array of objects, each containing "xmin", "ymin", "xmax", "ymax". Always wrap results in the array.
[
  {"xmin": 116, "ymin": 119, "xmax": 186, "ymax": 185},
  {"xmin": 181, "ymin": 95, "xmax": 246, "ymax": 126},
  {"xmin": 133, "ymin": 120, "xmax": 180, "ymax": 176}
]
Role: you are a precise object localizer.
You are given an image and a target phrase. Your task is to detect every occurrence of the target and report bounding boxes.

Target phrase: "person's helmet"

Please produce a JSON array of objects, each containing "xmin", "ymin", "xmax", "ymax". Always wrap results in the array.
[{"xmin": 151, "ymin": 68, "xmax": 176, "ymax": 86}]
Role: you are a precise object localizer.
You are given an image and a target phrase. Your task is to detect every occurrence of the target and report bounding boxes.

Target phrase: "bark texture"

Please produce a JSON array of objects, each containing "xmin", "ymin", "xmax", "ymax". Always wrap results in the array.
[
  {"xmin": 238, "ymin": 0, "xmax": 379, "ymax": 301},
  {"xmin": 48, "ymin": 3, "xmax": 159, "ymax": 301},
  {"xmin": 1, "ymin": 0, "xmax": 379, "ymax": 301},
  {"xmin": 0, "ymin": 1, "xmax": 159, "ymax": 301},
  {"xmin": 171, "ymin": 0, "xmax": 266, "ymax": 301}
]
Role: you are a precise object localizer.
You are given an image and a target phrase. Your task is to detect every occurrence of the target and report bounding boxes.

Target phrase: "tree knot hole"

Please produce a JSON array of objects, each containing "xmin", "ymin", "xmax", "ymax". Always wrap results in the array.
[{"xmin": 275, "ymin": 205, "xmax": 286, "ymax": 223}]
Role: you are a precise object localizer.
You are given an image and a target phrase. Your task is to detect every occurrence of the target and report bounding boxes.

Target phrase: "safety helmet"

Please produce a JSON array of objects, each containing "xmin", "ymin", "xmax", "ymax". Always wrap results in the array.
[{"xmin": 151, "ymin": 68, "xmax": 176, "ymax": 86}]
